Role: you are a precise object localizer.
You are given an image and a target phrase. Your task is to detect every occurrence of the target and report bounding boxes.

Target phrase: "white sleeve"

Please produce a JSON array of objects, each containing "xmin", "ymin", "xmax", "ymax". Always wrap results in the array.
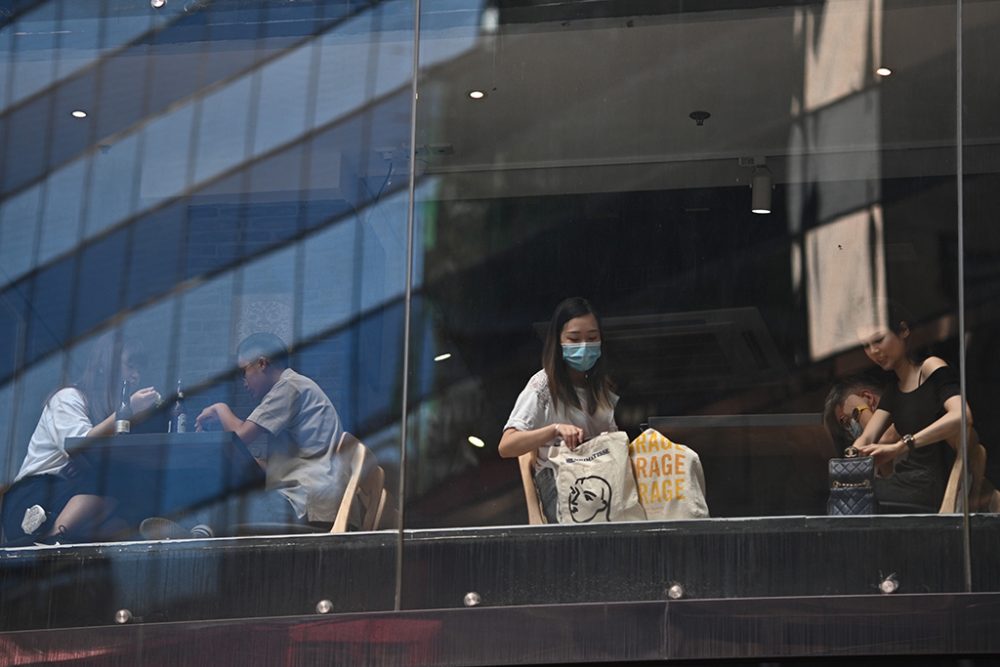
[
  {"xmin": 49, "ymin": 389, "xmax": 95, "ymax": 448},
  {"xmin": 504, "ymin": 382, "xmax": 547, "ymax": 433}
]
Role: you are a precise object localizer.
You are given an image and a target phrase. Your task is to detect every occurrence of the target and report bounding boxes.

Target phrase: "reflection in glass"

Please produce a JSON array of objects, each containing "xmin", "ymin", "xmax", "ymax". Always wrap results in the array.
[
  {"xmin": 0, "ymin": 0, "xmax": 415, "ymax": 555},
  {"xmin": 403, "ymin": 0, "xmax": 973, "ymax": 531}
]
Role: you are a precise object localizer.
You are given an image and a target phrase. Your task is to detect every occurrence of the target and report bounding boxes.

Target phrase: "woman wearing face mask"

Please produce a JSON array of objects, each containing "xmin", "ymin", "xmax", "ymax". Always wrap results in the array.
[
  {"xmin": 851, "ymin": 305, "xmax": 976, "ymax": 510},
  {"xmin": 499, "ymin": 297, "xmax": 618, "ymax": 522},
  {"xmin": 1, "ymin": 333, "xmax": 160, "ymax": 545}
]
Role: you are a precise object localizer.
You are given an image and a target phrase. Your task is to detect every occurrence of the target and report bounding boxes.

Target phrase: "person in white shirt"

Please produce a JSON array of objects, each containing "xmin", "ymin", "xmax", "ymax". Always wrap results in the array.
[
  {"xmin": 189, "ymin": 333, "xmax": 344, "ymax": 531},
  {"xmin": 499, "ymin": 297, "xmax": 619, "ymax": 522},
  {"xmin": 1, "ymin": 333, "xmax": 160, "ymax": 545}
]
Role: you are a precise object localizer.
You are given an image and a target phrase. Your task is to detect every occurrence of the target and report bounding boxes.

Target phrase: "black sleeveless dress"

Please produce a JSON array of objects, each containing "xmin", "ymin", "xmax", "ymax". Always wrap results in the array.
[{"xmin": 874, "ymin": 366, "xmax": 959, "ymax": 510}]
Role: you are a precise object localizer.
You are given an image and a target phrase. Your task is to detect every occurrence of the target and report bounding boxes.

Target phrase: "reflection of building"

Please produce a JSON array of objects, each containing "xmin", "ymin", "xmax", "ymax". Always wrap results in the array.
[{"xmin": 2, "ymin": 0, "xmax": 1000, "ymax": 663}]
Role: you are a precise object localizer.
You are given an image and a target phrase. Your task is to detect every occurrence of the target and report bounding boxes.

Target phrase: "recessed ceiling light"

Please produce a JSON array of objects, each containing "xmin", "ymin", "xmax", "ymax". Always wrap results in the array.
[
  {"xmin": 467, "ymin": 436, "xmax": 485, "ymax": 448},
  {"xmin": 875, "ymin": 67, "xmax": 892, "ymax": 77},
  {"xmin": 151, "ymin": 0, "xmax": 166, "ymax": 7},
  {"xmin": 468, "ymin": 90, "xmax": 486, "ymax": 100},
  {"xmin": 70, "ymin": 110, "xmax": 88, "ymax": 118},
  {"xmin": 433, "ymin": 353, "xmax": 452, "ymax": 362}
]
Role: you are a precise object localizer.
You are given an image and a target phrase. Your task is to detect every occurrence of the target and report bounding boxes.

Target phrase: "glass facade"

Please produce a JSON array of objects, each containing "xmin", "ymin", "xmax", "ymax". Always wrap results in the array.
[{"xmin": 1, "ymin": 0, "xmax": 999, "ymax": 650}]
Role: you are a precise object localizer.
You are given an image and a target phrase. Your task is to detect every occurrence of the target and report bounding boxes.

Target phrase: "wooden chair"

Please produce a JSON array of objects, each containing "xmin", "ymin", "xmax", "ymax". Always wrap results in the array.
[
  {"xmin": 375, "ymin": 489, "xmax": 401, "ymax": 529},
  {"xmin": 331, "ymin": 432, "xmax": 386, "ymax": 532},
  {"xmin": 939, "ymin": 440, "xmax": 988, "ymax": 513},
  {"xmin": 233, "ymin": 432, "xmax": 387, "ymax": 536},
  {"xmin": 517, "ymin": 450, "xmax": 546, "ymax": 525}
]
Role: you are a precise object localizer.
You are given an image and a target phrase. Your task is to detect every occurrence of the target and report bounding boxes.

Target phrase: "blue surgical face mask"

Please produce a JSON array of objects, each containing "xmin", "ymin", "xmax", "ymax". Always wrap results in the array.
[
  {"xmin": 842, "ymin": 404, "xmax": 869, "ymax": 440},
  {"xmin": 562, "ymin": 342, "xmax": 602, "ymax": 372}
]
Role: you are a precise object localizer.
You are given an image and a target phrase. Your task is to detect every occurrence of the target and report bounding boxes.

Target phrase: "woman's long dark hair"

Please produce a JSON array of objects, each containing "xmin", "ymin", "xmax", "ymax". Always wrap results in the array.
[
  {"xmin": 542, "ymin": 297, "xmax": 614, "ymax": 415},
  {"xmin": 72, "ymin": 332, "xmax": 147, "ymax": 423}
]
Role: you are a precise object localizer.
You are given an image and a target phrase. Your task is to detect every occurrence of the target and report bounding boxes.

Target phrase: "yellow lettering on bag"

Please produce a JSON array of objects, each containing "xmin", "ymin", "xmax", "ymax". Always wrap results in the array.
[
  {"xmin": 634, "ymin": 456, "xmax": 648, "ymax": 478},
  {"xmin": 660, "ymin": 454, "xmax": 673, "ymax": 475},
  {"xmin": 638, "ymin": 482, "xmax": 649, "ymax": 504},
  {"xmin": 648, "ymin": 455, "xmax": 660, "ymax": 477},
  {"xmin": 649, "ymin": 480, "xmax": 662, "ymax": 503},
  {"xmin": 676, "ymin": 452, "xmax": 686, "ymax": 475},
  {"xmin": 675, "ymin": 478, "xmax": 686, "ymax": 500}
]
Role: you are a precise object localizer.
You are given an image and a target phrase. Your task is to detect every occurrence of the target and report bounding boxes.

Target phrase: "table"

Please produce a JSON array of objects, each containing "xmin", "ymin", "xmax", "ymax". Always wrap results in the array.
[{"xmin": 65, "ymin": 432, "xmax": 265, "ymax": 522}]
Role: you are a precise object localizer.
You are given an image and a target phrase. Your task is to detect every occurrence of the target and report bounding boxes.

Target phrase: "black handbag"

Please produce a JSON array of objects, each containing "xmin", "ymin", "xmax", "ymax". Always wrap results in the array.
[{"xmin": 827, "ymin": 447, "xmax": 877, "ymax": 515}]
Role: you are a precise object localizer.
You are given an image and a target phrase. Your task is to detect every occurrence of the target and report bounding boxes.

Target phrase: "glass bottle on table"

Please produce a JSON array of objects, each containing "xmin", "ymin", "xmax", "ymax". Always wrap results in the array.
[
  {"xmin": 114, "ymin": 379, "xmax": 132, "ymax": 434},
  {"xmin": 169, "ymin": 379, "xmax": 188, "ymax": 433}
]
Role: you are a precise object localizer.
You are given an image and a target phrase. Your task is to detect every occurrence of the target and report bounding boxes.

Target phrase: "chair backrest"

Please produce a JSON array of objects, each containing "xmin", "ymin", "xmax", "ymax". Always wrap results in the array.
[
  {"xmin": 517, "ymin": 450, "xmax": 546, "ymax": 525},
  {"xmin": 331, "ymin": 432, "xmax": 385, "ymax": 532},
  {"xmin": 376, "ymin": 489, "xmax": 401, "ymax": 529},
  {"xmin": 939, "ymin": 440, "xmax": 987, "ymax": 513}
]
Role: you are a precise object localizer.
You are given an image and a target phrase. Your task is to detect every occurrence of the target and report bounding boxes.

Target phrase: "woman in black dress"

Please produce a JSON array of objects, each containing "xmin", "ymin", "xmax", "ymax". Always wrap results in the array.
[{"xmin": 852, "ymin": 308, "xmax": 975, "ymax": 510}]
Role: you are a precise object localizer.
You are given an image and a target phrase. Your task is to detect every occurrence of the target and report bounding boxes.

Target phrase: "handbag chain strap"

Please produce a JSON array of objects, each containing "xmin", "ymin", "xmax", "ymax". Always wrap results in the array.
[{"xmin": 832, "ymin": 479, "xmax": 872, "ymax": 489}]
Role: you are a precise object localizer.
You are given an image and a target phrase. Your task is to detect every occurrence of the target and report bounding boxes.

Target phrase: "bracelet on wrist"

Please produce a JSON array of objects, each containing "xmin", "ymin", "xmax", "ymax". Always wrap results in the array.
[{"xmin": 902, "ymin": 433, "xmax": 916, "ymax": 451}]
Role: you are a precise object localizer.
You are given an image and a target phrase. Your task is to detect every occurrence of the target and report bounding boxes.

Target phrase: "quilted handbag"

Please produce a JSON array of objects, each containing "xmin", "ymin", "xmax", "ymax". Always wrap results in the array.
[{"xmin": 827, "ymin": 447, "xmax": 877, "ymax": 515}]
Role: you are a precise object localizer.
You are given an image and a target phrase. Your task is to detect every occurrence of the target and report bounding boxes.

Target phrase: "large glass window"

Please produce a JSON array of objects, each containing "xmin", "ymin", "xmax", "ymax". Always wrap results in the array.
[
  {"xmin": 963, "ymin": 0, "xmax": 1000, "ymax": 590},
  {"xmin": 1, "ymin": 0, "xmax": 998, "ymax": 637},
  {"xmin": 402, "ymin": 0, "xmax": 977, "ymax": 602},
  {"xmin": 0, "ymin": 0, "xmax": 416, "ymax": 620}
]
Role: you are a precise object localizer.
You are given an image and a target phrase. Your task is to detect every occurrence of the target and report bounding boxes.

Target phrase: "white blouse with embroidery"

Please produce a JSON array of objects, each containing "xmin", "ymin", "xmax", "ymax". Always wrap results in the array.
[{"xmin": 504, "ymin": 370, "xmax": 618, "ymax": 470}]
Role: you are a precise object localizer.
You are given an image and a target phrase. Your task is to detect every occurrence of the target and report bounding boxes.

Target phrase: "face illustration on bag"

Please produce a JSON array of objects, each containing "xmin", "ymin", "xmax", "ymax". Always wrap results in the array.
[{"xmin": 567, "ymin": 476, "xmax": 612, "ymax": 522}]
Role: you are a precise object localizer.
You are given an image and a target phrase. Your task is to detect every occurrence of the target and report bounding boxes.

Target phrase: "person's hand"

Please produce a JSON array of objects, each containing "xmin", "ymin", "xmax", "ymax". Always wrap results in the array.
[
  {"xmin": 195, "ymin": 404, "xmax": 222, "ymax": 432},
  {"xmin": 856, "ymin": 441, "xmax": 905, "ymax": 467},
  {"xmin": 554, "ymin": 423, "xmax": 584, "ymax": 450},
  {"xmin": 129, "ymin": 387, "xmax": 160, "ymax": 413}
]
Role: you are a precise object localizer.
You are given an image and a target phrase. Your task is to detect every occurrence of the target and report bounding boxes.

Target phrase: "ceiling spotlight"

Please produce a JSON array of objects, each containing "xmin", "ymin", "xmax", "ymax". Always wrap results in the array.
[
  {"xmin": 151, "ymin": 0, "xmax": 166, "ymax": 7},
  {"xmin": 433, "ymin": 353, "xmax": 452, "ymax": 362},
  {"xmin": 70, "ymin": 110, "xmax": 88, "ymax": 119},
  {"xmin": 468, "ymin": 90, "xmax": 486, "ymax": 100},
  {"xmin": 689, "ymin": 110, "xmax": 711, "ymax": 126},
  {"xmin": 751, "ymin": 165, "xmax": 772, "ymax": 215},
  {"xmin": 875, "ymin": 66, "xmax": 892, "ymax": 77},
  {"xmin": 468, "ymin": 436, "xmax": 485, "ymax": 448}
]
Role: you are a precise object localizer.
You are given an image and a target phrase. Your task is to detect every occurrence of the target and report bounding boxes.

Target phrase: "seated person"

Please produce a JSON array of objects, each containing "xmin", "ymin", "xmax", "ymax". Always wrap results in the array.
[
  {"xmin": 142, "ymin": 333, "xmax": 344, "ymax": 537},
  {"xmin": 823, "ymin": 373, "xmax": 900, "ymax": 456},
  {"xmin": 498, "ymin": 297, "xmax": 619, "ymax": 523},
  {"xmin": 2, "ymin": 334, "xmax": 160, "ymax": 545}
]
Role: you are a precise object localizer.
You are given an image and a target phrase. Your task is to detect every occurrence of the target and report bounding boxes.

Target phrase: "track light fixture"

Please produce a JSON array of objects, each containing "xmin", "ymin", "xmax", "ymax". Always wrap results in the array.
[{"xmin": 750, "ymin": 164, "xmax": 772, "ymax": 215}]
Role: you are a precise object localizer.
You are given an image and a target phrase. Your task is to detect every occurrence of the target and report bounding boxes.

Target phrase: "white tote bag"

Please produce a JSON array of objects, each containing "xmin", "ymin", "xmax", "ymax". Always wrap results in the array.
[{"xmin": 548, "ymin": 431, "xmax": 646, "ymax": 524}]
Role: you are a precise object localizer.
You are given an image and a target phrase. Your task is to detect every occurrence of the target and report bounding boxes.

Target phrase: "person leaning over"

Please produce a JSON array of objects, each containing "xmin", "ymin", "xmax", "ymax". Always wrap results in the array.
[
  {"xmin": 851, "ymin": 306, "xmax": 978, "ymax": 511},
  {"xmin": 823, "ymin": 374, "xmax": 901, "ymax": 458},
  {"xmin": 192, "ymin": 333, "xmax": 344, "ymax": 530},
  {"xmin": 498, "ymin": 297, "xmax": 619, "ymax": 523}
]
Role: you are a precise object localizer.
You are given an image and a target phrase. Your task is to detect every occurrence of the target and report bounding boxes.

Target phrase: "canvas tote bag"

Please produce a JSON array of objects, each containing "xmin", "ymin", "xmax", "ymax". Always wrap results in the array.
[
  {"xmin": 628, "ymin": 428, "xmax": 710, "ymax": 520},
  {"xmin": 548, "ymin": 431, "xmax": 646, "ymax": 523}
]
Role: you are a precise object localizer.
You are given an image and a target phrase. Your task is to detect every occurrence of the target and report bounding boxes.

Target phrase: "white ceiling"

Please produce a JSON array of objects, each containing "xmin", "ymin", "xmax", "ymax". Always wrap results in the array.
[{"xmin": 414, "ymin": 0, "xmax": 1000, "ymax": 199}]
